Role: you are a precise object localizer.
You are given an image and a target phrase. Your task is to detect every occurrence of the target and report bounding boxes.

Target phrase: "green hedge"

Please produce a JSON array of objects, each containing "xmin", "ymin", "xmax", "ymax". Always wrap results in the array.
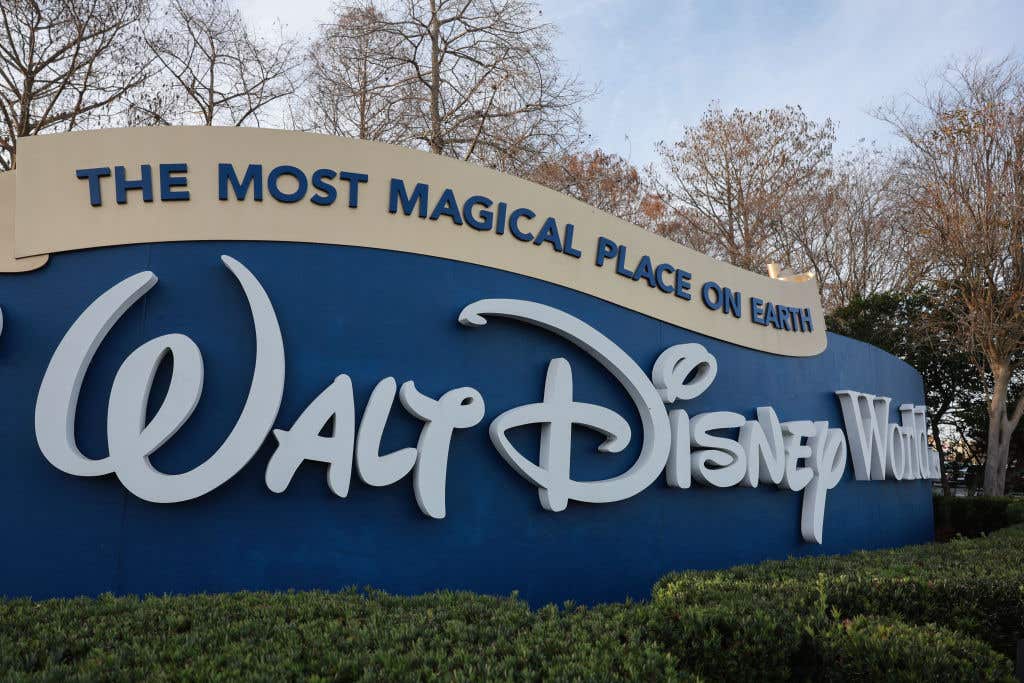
[
  {"xmin": 0, "ymin": 590, "xmax": 685, "ymax": 682},
  {"xmin": 654, "ymin": 524, "xmax": 1024, "ymax": 664},
  {"xmin": 815, "ymin": 616, "xmax": 1016, "ymax": 682},
  {"xmin": 2, "ymin": 526, "xmax": 1022, "ymax": 681},
  {"xmin": 1, "ymin": 589, "xmax": 1013, "ymax": 682},
  {"xmin": 933, "ymin": 493, "xmax": 1024, "ymax": 540}
]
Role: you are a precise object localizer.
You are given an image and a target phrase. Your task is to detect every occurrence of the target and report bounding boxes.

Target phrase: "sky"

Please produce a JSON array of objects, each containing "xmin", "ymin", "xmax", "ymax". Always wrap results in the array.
[{"xmin": 240, "ymin": 0, "xmax": 1023, "ymax": 167}]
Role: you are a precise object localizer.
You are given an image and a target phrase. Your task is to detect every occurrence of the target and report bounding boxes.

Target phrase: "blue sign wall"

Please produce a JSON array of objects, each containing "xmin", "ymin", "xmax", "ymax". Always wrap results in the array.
[{"xmin": 0, "ymin": 242, "xmax": 932, "ymax": 606}]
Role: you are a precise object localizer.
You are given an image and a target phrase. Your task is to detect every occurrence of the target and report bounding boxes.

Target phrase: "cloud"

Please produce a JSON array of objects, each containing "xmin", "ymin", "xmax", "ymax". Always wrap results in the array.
[{"xmin": 540, "ymin": 0, "xmax": 1021, "ymax": 164}]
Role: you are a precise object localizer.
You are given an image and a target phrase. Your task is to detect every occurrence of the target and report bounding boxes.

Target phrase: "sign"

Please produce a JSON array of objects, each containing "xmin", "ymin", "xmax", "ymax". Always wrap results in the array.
[
  {"xmin": 9, "ymin": 127, "xmax": 825, "ymax": 356},
  {"xmin": 0, "ymin": 129, "xmax": 935, "ymax": 605}
]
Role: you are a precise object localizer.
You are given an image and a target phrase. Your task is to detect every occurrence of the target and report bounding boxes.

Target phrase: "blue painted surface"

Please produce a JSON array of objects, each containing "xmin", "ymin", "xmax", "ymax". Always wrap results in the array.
[{"xmin": 0, "ymin": 242, "xmax": 933, "ymax": 606}]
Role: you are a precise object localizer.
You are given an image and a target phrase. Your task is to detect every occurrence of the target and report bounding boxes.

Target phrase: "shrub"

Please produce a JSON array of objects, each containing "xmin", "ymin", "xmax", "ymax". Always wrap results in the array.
[
  {"xmin": 654, "ymin": 524, "xmax": 1024, "ymax": 659},
  {"xmin": 646, "ymin": 570, "xmax": 1019, "ymax": 681},
  {"xmin": 523, "ymin": 603, "xmax": 685, "ymax": 681},
  {"xmin": 0, "ymin": 590, "xmax": 686, "ymax": 682},
  {"xmin": 1008, "ymin": 499, "xmax": 1024, "ymax": 524},
  {"xmin": 814, "ymin": 616, "xmax": 1015, "ymax": 682},
  {"xmin": 2, "ymin": 526, "xmax": 1022, "ymax": 681},
  {"xmin": 643, "ymin": 576, "xmax": 825, "ymax": 681},
  {"xmin": 933, "ymin": 493, "xmax": 1023, "ymax": 539}
]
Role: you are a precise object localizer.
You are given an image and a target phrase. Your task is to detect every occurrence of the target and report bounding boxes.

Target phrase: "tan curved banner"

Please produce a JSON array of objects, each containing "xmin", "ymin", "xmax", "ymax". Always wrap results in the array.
[
  {"xmin": 6, "ymin": 127, "xmax": 826, "ymax": 356},
  {"xmin": 0, "ymin": 173, "xmax": 47, "ymax": 273}
]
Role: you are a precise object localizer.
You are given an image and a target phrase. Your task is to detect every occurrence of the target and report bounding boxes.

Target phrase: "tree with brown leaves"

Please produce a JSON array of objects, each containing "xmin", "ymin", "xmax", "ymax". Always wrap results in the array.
[
  {"xmin": 881, "ymin": 55, "xmax": 1024, "ymax": 495},
  {"xmin": 648, "ymin": 103, "xmax": 835, "ymax": 274},
  {"xmin": 787, "ymin": 147, "xmax": 926, "ymax": 310},
  {"xmin": 529, "ymin": 149, "xmax": 657, "ymax": 226}
]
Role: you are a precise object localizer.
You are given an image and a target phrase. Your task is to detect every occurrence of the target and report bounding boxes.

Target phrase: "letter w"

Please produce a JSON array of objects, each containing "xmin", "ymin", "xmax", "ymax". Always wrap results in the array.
[{"xmin": 835, "ymin": 390, "xmax": 891, "ymax": 480}]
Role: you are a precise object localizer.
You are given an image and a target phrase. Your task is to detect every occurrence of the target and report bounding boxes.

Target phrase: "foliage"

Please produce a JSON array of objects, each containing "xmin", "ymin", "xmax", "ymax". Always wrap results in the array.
[
  {"xmin": 827, "ymin": 288, "xmax": 984, "ymax": 490},
  {"xmin": 3, "ymin": 525, "xmax": 1023, "ymax": 681},
  {"xmin": 806, "ymin": 147, "xmax": 924, "ymax": 310},
  {"xmin": 0, "ymin": 590, "xmax": 685, "ymax": 682},
  {"xmin": 648, "ymin": 103, "xmax": 836, "ymax": 273},
  {"xmin": 826, "ymin": 289, "xmax": 979, "ymax": 403},
  {"xmin": 529, "ymin": 149, "xmax": 656, "ymax": 225},
  {"xmin": 881, "ymin": 55, "xmax": 1024, "ymax": 494},
  {"xmin": 655, "ymin": 523, "xmax": 1024, "ymax": 661},
  {"xmin": 814, "ymin": 616, "xmax": 1016, "ymax": 682},
  {"xmin": 933, "ymin": 493, "xmax": 1024, "ymax": 539},
  {"xmin": 647, "ymin": 107, "xmax": 923, "ymax": 310}
]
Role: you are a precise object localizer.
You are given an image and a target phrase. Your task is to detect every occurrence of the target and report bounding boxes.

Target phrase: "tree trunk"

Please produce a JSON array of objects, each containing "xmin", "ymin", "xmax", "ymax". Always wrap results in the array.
[
  {"xmin": 983, "ymin": 363, "xmax": 1012, "ymax": 495},
  {"xmin": 358, "ymin": 56, "xmax": 368, "ymax": 140},
  {"xmin": 931, "ymin": 418, "xmax": 950, "ymax": 496},
  {"xmin": 427, "ymin": 0, "xmax": 442, "ymax": 154},
  {"xmin": 983, "ymin": 417, "xmax": 1009, "ymax": 495}
]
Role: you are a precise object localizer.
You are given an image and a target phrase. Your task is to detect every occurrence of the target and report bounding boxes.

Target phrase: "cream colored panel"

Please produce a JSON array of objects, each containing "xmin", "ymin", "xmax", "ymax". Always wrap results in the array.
[
  {"xmin": 0, "ymin": 172, "xmax": 47, "ymax": 273},
  {"xmin": 14, "ymin": 128, "xmax": 826, "ymax": 356}
]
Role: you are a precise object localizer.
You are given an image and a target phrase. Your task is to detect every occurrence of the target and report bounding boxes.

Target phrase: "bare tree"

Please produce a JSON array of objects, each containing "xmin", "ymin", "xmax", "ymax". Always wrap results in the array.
[
  {"xmin": 788, "ymin": 147, "xmax": 926, "ymax": 310},
  {"xmin": 0, "ymin": 0, "xmax": 151, "ymax": 170},
  {"xmin": 318, "ymin": 0, "xmax": 589, "ymax": 173},
  {"xmin": 529, "ymin": 149, "xmax": 657, "ymax": 226},
  {"xmin": 648, "ymin": 104, "xmax": 835, "ymax": 273},
  {"xmin": 880, "ymin": 55, "xmax": 1024, "ymax": 494},
  {"xmin": 301, "ymin": 3, "xmax": 410, "ymax": 142},
  {"xmin": 135, "ymin": 0, "xmax": 298, "ymax": 126}
]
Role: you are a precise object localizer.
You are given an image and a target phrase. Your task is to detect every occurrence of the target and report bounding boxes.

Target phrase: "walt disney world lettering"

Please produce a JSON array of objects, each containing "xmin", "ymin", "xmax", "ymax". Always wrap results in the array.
[{"xmin": 25, "ymin": 255, "xmax": 937, "ymax": 545}]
